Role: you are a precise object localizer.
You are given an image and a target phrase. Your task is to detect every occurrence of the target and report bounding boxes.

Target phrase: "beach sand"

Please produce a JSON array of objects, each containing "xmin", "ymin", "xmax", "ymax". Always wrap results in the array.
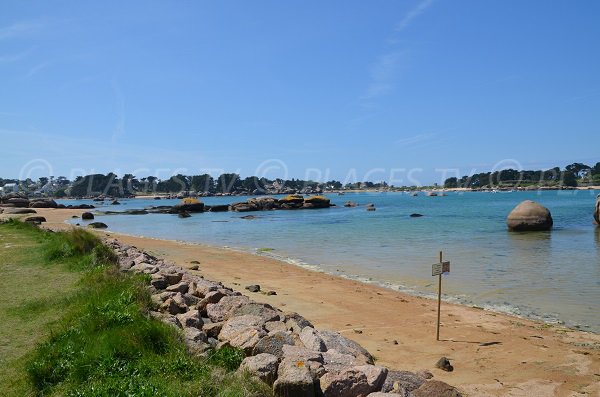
[{"xmin": 3, "ymin": 208, "xmax": 599, "ymax": 397}]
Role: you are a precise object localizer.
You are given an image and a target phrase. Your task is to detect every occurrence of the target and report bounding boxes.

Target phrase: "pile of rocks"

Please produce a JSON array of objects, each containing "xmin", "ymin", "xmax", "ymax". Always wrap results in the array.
[
  {"xmin": 107, "ymin": 240, "xmax": 462, "ymax": 397},
  {"xmin": 0, "ymin": 193, "xmax": 94, "ymax": 210}
]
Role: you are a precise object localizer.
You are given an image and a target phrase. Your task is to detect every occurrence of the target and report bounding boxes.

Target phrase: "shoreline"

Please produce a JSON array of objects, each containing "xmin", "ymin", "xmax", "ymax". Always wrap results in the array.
[{"xmin": 2, "ymin": 208, "xmax": 600, "ymax": 396}]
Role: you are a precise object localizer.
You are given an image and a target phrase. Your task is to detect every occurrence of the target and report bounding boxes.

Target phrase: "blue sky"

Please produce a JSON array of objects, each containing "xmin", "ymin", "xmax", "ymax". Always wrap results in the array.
[{"xmin": 1, "ymin": 0, "xmax": 599, "ymax": 185}]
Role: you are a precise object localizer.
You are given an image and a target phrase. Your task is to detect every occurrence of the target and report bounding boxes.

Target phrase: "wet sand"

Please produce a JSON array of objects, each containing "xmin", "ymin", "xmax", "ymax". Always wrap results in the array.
[{"xmin": 3, "ymin": 208, "xmax": 599, "ymax": 397}]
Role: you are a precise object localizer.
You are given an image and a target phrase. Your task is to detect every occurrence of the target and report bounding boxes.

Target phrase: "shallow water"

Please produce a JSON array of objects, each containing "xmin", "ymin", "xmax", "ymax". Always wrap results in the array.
[{"xmin": 61, "ymin": 190, "xmax": 600, "ymax": 332}]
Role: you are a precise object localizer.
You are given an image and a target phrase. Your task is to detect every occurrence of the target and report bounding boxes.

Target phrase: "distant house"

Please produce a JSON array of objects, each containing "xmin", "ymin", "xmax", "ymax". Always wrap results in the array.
[{"xmin": 0, "ymin": 183, "xmax": 19, "ymax": 194}]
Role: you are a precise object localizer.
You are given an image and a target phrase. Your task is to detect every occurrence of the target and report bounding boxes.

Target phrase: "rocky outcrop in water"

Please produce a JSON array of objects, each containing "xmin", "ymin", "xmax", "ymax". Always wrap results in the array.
[
  {"xmin": 594, "ymin": 194, "xmax": 600, "ymax": 225},
  {"xmin": 506, "ymin": 200, "xmax": 553, "ymax": 231},
  {"xmin": 106, "ymin": 239, "xmax": 463, "ymax": 397}
]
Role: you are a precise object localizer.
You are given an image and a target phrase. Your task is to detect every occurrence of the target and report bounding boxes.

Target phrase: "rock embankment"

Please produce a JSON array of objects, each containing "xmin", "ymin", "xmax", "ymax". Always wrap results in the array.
[{"xmin": 107, "ymin": 239, "xmax": 462, "ymax": 397}]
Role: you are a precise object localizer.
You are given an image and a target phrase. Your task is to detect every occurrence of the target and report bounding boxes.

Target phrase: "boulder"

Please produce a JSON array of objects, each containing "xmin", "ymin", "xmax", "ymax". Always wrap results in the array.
[
  {"xmin": 506, "ymin": 200, "xmax": 553, "ymax": 231},
  {"xmin": 240, "ymin": 353, "xmax": 279, "ymax": 385},
  {"xmin": 246, "ymin": 284, "xmax": 261, "ymax": 293},
  {"xmin": 319, "ymin": 368, "xmax": 372, "ymax": 397},
  {"xmin": 206, "ymin": 295, "xmax": 250, "ymax": 322},
  {"xmin": 81, "ymin": 212, "xmax": 94, "ymax": 220},
  {"xmin": 435, "ymin": 357, "xmax": 453, "ymax": 372},
  {"xmin": 303, "ymin": 196, "xmax": 331, "ymax": 209},
  {"xmin": 208, "ymin": 204, "xmax": 229, "ymax": 212},
  {"xmin": 230, "ymin": 202, "xmax": 258, "ymax": 212},
  {"xmin": 230, "ymin": 302, "xmax": 280, "ymax": 323},
  {"xmin": 172, "ymin": 198, "xmax": 205, "ymax": 213},
  {"xmin": 594, "ymin": 194, "xmax": 599, "ymax": 225},
  {"xmin": 381, "ymin": 371, "xmax": 426, "ymax": 394},
  {"xmin": 176, "ymin": 309, "xmax": 203, "ymax": 328},
  {"xmin": 248, "ymin": 197, "xmax": 278, "ymax": 210},
  {"xmin": 299, "ymin": 327, "xmax": 326, "ymax": 352},
  {"xmin": 284, "ymin": 312, "xmax": 314, "ymax": 333},
  {"xmin": 218, "ymin": 315, "xmax": 266, "ymax": 353},
  {"xmin": 354, "ymin": 365, "xmax": 388, "ymax": 391},
  {"xmin": 183, "ymin": 328, "xmax": 210, "ymax": 356},
  {"xmin": 87, "ymin": 222, "xmax": 108, "ymax": 229},
  {"xmin": 6, "ymin": 197, "xmax": 30, "ymax": 208},
  {"xmin": 29, "ymin": 198, "xmax": 58, "ymax": 208},
  {"xmin": 25, "ymin": 216, "xmax": 46, "ymax": 224},
  {"xmin": 252, "ymin": 331, "xmax": 296, "ymax": 359},
  {"xmin": 273, "ymin": 359, "xmax": 316, "ymax": 397},
  {"xmin": 2, "ymin": 208, "xmax": 37, "ymax": 214},
  {"xmin": 203, "ymin": 322, "xmax": 224, "ymax": 338},
  {"xmin": 413, "ymin": 380, "xmax": 462, "ymax": 397},
  {"xmin": 318, "ymin": 330, "xmax": 374, "ymax": 364}
]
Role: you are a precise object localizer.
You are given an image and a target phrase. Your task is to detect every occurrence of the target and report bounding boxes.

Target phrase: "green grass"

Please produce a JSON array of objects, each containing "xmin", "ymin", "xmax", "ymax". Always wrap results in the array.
[{"xmin": 0, "ymin": 220, "xmax": 272, "ymax": 397}]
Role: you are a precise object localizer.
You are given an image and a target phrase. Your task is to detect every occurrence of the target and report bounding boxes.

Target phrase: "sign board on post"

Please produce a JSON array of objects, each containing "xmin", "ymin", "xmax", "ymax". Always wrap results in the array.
[{"xmin": 432, "ymin": 253, "xmax": 450, "ymax": 341}]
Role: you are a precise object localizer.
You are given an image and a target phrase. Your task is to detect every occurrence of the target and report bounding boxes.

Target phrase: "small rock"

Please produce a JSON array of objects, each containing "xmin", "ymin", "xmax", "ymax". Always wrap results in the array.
[
  {"xmin": 266, "ymin": 290, "xmax": 277, "ymax": 296},
  {"xmin": 190, "ymin": 265, "xmax": 200, "ymax": 270},
  {"xmin": 410, "ymin": 213, "xmax": 424, "ymax": 217},
  {"xmin": 246, "ymin": 284, "xmax": 261, "ymax": 293},
  {"xmin": 252, "ymin": 330, "xmax": 296, "ymax": 359},
  {"xmin": 435, "ymin": 357, "xmax": 454, "ymax": 372},
  {"xmin": 413, "ymin": 380, "xmax": 462, "ymax": 397},
  {"xmin": 88, "ymin": 222, "xmax": 108, "ymax": 229}
]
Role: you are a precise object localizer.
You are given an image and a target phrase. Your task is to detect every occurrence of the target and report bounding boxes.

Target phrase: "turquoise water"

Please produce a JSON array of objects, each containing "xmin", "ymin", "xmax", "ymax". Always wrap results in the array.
[{"xmin": 61, "ymin": 190, "xmax": 600, "ymax": 332}]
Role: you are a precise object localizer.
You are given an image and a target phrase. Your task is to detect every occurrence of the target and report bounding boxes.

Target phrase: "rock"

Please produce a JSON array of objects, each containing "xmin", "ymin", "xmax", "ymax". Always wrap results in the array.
[
  {"xmin": 506, "ymin": 200, "xmax": 553, "ymax": 231},
  {"xmin": 240, "ymin": 353, "xmax": 279, "ymax": 385},
  {"xmin": 150, "ymin": 274, "xmax": 168, "ymax": 290},
  {"xmin": 415, "ymin": 369, "xmax": 433, "ymax": 380},
  {"xmin": 162, "ymin": 295, "xmax": 188, "ymax": 315},
  {"xmin": 413, "ymin": 380, "xmax": 462, "ymax": 397},
  {"xmin": 163, "ymin": 271, "xmax": 183, "ymax": 285},
  {"xmin": 218, "ymin": 315, "xmax": 266, "ymax": 353},
  {"xmin": 178, "ymin": 211, "xmax": 191, "ymax": 218},
  {"xmin": 6, "ymin": 197, "xmax": 30, "ymax": 208},
  {"xmin": 149, "ymin": 311, "xmax": 180, "ymax": 328},
  {"xmin": 246, "ymin": 284, "xmax": 261, "ymax": 293},
  {"xmin": 252, "ymin": 331, "xmax": 296, "ymax": 359},
  {"xmin": 594, "ymin": 194, "xmax": 600, "ymax": 225},
  {"xmin": 176, "ymin": 309, "xmax": 203, "ymax": 328},
  {"xmin": 435, "ymin": 357, "xmax": 453, "ymax": 372},
  {"xmin": 300, "ymin": 327, "xmax": 326, "ymax": 352},
  {"xmin": 318, "ymin": 330, "xmax": 374, "ymax": 364},
  {"xmin": 367, "ymin": 207, "xmax": 376, "ymax": 211},
  {"xmin": 240, "ymin": 215, "xmax": 258, "ymax": 220},
  {"xmin": 323, "ymin": 350, "xmax": 369, "ymax": 373},
  {"xmin": 193, "ymin": 279, "xmax": 221, "ymax": 297},
  {"xmin": 190, "ymin": 264, "xmax": 199, "ymax": 270},
  {"xmin": 208, "ymin": 204, "xmax": 229, "ymax": 212},
  {"xmin": 273, "ymin": 360, "xmax": 316, "ymax": 397},
  {"xmin": 366, "ymin": 393, "xmax": 402, "ymax": 397},
  {"xmin": 190, "ymin": 260, "xmax": 200, "ymax": 264},
  {"xmin": 344, "ymin": 201, "xmax": 358, "ymax": 207},
  {"xmin": 354, "ymin": 365, "xmax": 388, "ymax": 391},
  {"xmin": 303, "ymin": 196, "xmax": 331, "ymax": 209},
  {"xmin": 2, "ymin": 208, "xmax": 37, "ymax": 214},
  {"xmin": 248, "ymin": 197, "xmax": 279, "ymax": 210},
  {"xmin": 319, "ymin": 368, "xmax": 371, "ymax": 397},
  {"xmin": 87, "ymin": 222, "xmax": 108, "ymax": 229},
  {"xmin": 265, "ymin": 321, "xmax": 288, "ymax": 334},
  {"xmin": 172, "ymin": 198, "xmax": 205, "ymax": 213},
  {"xmin": 410, "ymin": 213, "xmax": 423, "ymax": 217},
  {"xmin": 230, "ymin": 302, "xmax": 280, "ymax": 323},
  {"xmin": 166, "ymin": 281, "xmax": 189, "ymax": 294},
  {"xmin": 266, "ymin": 290, "xmax": 277, "ymax": 296},
  {"xmin": 381, "ymin": 371, "xmax": 426, "ymax": 394},
  {"xmin": 183, "ymin": 328, "xmax": 210, "ymax": 356},
  {"xmin": 285, "ymin": 312, "xmax": 314, "ymax": 333},
  {"xmin": 203, "ymin": 322, "xmax": 224, "ymax": 338},
  {"xmin": 81, "ymin": 212, "xmax": 94, "ymax": 220},
  {"xmin": 29, "ymin": 198, "xmax": 58, "ymax": 208},
  {"xmin": 25, "ymin": 216, "xmax": 46, "ymax": 223},
  {"xmin": 206, "ymin": 295, "xmax": 250, "ymax": 322},
  {"xmin": 111, "ymin": 200, "xmax": 120, "ymax": 205},
  {"xmin": 230, "ymin": 202, "xmax": 259, "ymax": 212}
]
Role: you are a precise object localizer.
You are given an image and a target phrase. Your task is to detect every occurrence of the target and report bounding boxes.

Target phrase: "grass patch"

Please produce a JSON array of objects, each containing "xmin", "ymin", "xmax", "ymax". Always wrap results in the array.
[{"xmin": 0, "ymin": 220, "xmax": 272, "ymax": 397}]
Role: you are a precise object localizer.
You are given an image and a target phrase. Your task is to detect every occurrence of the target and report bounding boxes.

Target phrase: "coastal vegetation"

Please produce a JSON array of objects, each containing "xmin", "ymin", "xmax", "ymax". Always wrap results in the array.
[
  {"xmin": 1, "ymin": 161, "xmax": 599, "ymax": 198},
  {"xmin": 0, "ymin": 220, "xmax": 271, "ymax": 397}
]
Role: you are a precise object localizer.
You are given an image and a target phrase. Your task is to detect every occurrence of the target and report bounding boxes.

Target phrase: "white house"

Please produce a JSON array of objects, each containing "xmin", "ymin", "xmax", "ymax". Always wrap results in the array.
[{"xmin": 0, "ymin": 183, "xmax": 19, "ymax": 194}]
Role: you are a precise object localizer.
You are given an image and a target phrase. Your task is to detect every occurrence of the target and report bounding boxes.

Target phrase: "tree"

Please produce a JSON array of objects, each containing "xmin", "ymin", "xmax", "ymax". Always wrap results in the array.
[
  {"xmin": 561, "ymin": 172, "xmax": 578, "ymax": 187},
  {"xmin": 444, "ymin": 177, "xmax": 458, "ymax": 188},
  {"xmin": 190, "ymin": 174, "xmax": 214, "ymax": 193}
]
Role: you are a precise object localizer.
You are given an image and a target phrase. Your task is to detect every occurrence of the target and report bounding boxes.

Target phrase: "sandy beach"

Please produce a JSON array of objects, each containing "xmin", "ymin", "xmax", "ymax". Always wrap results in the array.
[{"xmin": 3, "ymin": 208, "xmax": 599, "ymax": 397}]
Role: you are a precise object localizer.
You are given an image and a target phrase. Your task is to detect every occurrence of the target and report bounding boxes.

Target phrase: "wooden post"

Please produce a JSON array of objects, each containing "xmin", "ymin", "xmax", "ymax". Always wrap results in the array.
[{"xmin": 436, "ymin": 250, "xmax": 442, "ymax": 341}]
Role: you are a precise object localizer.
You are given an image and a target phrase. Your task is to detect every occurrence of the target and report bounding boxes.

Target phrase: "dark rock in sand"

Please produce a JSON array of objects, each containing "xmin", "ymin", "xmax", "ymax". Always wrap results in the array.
[
  {"xmin": 25, "ymin": 216, "xmax": 46, "ymax": 223},
  {"xmin": 6, "ymin": 198, "xmax": 30, "ymax": 208},
  {"xmin": 88, "ymin": 222, "xmax": 108, "ymax": 229},
  {"xmin": 246, "ymin": 284, "xmax": 261, "ymax": 293},
  {"xmin": 81, "ymin": 212, "xmax": 94, "ymax": 220},
  {"xmin": 435, "ymin": 357, "xmax": 454, "ymax": 372},
  {"xmin": 506, "ymin": 200, "xmax": 553, "ymax": 231}
]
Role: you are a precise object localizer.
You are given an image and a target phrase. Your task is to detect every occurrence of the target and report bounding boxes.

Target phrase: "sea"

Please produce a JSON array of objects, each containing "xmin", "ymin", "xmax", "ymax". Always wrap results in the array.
[{"xmin": 60, "ymin": 190, "xmax": 600, "ymax": 333}]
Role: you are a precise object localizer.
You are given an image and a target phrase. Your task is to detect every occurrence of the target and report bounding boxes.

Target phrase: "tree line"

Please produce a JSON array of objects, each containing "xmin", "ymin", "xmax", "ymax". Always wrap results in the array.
[{"xmin": 443, "ymin": 162, "xmax": 600, "ymax": 189}]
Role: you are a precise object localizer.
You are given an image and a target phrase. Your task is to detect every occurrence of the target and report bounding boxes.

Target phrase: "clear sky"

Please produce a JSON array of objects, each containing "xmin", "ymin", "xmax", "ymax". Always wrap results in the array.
[{"xmin": 1, "ymin": 0, "xmax": 599, "ymax": 185}]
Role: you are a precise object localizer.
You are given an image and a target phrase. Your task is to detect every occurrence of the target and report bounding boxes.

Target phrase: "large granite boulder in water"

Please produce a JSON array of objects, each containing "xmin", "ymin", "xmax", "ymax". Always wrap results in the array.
[
  {"xmin": 594, "ymin": 194, "xmax": 600, "ymax": 225},
  {"xmin": 172, "ymin": 198, "xmax": 205, "ymax": 213},
  {"xmin": 506, "ymin": 200, "xmax": 553, "ymax": 231}
]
